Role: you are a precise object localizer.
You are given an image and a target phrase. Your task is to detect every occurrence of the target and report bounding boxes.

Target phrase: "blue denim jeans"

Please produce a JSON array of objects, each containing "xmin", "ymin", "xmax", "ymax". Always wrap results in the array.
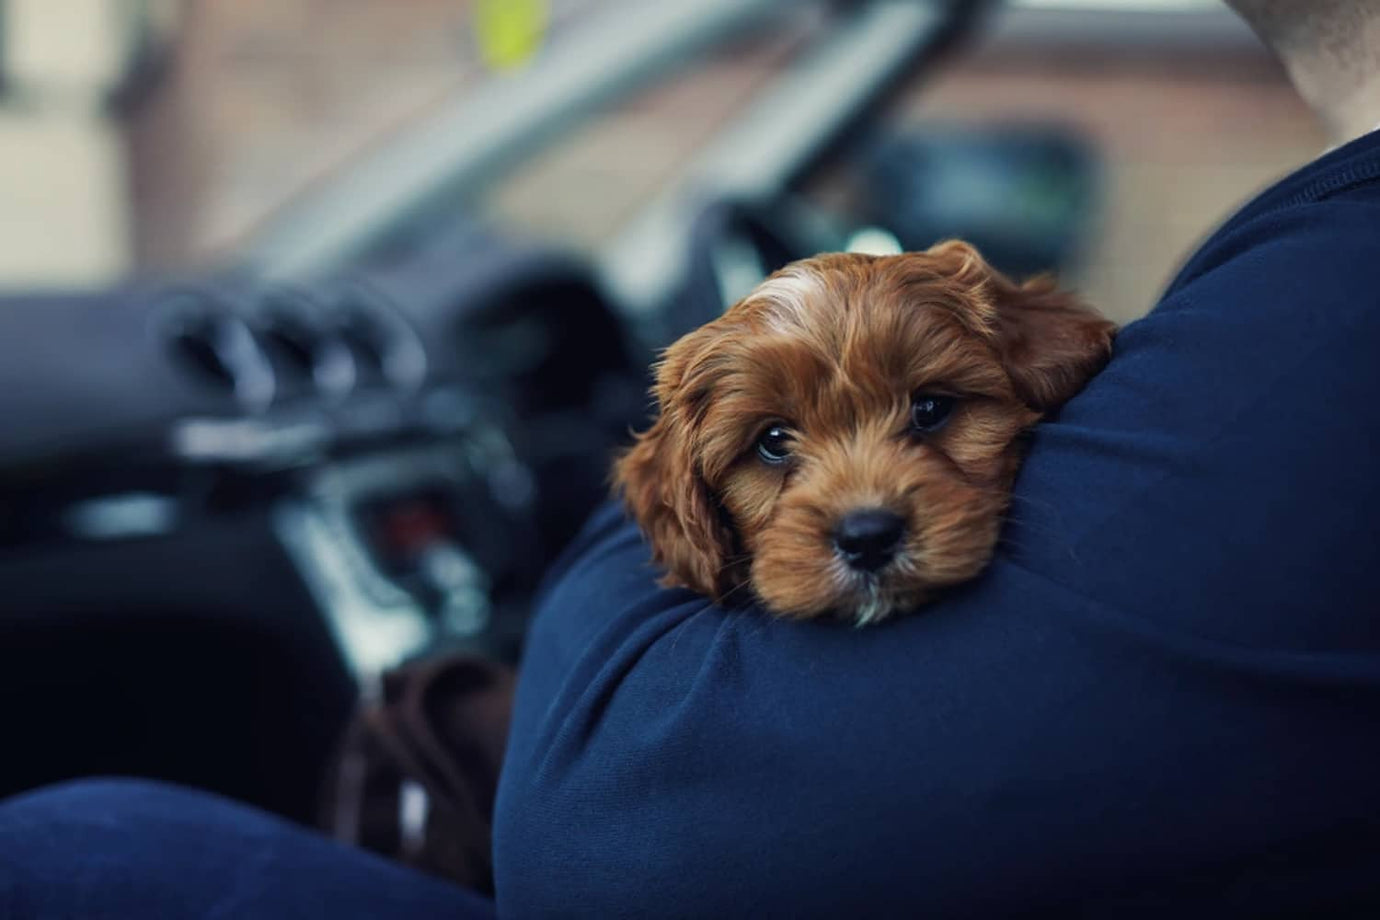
[{"xmin": 0, "ymin": 778, "xmax": 492, "ymax": 919}]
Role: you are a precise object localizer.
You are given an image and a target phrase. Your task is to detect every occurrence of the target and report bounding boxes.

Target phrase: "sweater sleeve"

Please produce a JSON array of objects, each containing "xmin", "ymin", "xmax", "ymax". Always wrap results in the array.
[{"xmin": 493, "ymin": 194, "xmax": 1380, "ymax": 918}]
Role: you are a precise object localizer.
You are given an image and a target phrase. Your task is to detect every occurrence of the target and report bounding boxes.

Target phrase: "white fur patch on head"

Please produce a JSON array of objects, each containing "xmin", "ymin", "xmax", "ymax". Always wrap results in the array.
[{"xmin": 749, "ymin": 266, "xmax": 827, "ymax": 335}]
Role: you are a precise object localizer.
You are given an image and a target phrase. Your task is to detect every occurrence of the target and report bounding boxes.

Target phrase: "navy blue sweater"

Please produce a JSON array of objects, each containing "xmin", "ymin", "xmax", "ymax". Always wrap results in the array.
[{"xmin": 494, "ymin": 130, "xmax": 1380, "ymax": 917}]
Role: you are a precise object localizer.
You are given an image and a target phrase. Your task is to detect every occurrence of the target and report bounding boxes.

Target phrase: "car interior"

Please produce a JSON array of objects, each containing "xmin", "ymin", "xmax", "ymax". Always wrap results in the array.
[{"xmin": 0, "ymin": 0, "xmax": 1313, "ymax": 834}]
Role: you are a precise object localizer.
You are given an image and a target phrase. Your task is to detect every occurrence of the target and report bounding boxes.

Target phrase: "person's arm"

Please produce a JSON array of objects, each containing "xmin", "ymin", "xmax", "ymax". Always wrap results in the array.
[{"xmin": 493, "ymin": 193, "xmax": 1380, "ymax": 916}]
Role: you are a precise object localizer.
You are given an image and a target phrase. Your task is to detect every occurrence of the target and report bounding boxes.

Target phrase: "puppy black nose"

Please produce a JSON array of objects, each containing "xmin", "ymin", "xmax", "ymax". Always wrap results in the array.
[{"xmin": 834, "ymin": 509, "xmax": 905, "ymax": 572}]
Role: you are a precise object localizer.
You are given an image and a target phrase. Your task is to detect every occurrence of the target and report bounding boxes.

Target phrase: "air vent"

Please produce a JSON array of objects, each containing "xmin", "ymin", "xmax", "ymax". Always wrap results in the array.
[
  {"xmin": 263, "ymin": 317, "xmax": 316, "ymax": 374},
  {"xmin": 255, "ymin": 290, "xmax": 356, "ymax": 400},
  {"xmin": 161, "ymin": 294, "xmax": 276, "ymax": 412},
  {"xmin": 328, "ymin": 286, "xmax": 427, "ymax": 392}
]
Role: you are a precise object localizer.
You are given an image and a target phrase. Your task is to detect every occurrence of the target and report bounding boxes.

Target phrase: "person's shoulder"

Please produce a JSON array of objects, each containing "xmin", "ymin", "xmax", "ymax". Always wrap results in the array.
[
  {"xmin": 1171, "ymin": 196, "xmax": 1378, "ymax": 307},
  {"xmin": 1165, "ymin": 132, "xmax": 1380, "ymax": 300}
]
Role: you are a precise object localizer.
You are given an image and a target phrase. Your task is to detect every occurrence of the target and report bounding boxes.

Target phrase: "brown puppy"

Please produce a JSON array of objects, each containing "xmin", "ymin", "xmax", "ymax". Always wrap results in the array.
[{"xmin": 615, "ymin": 241, "xmax": 1114, "ymax": 625}]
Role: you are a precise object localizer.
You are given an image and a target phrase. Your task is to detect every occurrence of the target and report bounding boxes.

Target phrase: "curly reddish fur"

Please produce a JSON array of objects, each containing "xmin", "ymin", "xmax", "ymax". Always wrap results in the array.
[{"xmin": 614, "ymin": 241, "xmax": 1115, "ymax": 624}]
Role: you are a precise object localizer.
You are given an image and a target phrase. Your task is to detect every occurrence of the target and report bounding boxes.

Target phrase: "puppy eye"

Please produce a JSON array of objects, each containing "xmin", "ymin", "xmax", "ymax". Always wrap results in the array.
[
  {"xmin": 910, "ymin": 393, "xmax": 956, "ymax": 433},
  {"xmin": 756, "ymin": 426, "xmax": 793, "ymax": 465}
]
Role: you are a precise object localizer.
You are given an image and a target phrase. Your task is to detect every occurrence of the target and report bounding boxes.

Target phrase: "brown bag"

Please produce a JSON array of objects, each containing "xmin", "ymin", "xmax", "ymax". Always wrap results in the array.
[{"xmin": 319, "ymin": 653, "xmax": 516, "ymax": 894}]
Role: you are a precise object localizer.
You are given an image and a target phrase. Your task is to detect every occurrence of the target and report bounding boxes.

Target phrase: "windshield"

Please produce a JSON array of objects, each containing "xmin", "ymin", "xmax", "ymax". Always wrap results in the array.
[{"xmin": 0, "ymin": 0, "xmax": 1321, "ymax": 322}]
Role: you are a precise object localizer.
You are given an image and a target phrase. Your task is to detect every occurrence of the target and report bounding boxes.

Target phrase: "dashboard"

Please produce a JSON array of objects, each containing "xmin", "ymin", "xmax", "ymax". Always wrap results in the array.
[{"xmin": 0, "ymin": 224, "xmax": 646, "ymax": 820}]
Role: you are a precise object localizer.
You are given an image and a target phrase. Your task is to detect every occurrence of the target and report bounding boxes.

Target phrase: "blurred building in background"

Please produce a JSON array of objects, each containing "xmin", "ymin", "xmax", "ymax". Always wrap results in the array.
[{"xmin": 1, "ymin": 0, "xmax": 1327, "ymax": 321}]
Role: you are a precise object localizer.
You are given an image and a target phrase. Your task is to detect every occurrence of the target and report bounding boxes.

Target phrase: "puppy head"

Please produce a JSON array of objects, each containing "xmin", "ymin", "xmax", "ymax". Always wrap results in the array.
[{"xmin": 615, "ymin": 241, "xmax": 1114, "ymax": 623}]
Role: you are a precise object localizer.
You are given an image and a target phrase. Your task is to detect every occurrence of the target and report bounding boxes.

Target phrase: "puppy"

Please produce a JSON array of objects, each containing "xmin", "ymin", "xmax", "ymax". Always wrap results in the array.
[{"xmin": 615, "ymin": 241, "xmax": 1114, "ymax": 625}]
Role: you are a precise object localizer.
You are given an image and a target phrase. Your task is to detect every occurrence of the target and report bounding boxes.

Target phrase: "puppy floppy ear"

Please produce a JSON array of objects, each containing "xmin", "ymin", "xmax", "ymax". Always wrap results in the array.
[
  {"xmin": 613, "ymin": 326, "xmax": 738, "ymax": 600},
  {"xmin": 927, "ymin": 240, "xmax": 1115, "ymax": 412},
  {"xmin": 992, "ymin": 275, "xmax": 1116, "ymax": 411}
]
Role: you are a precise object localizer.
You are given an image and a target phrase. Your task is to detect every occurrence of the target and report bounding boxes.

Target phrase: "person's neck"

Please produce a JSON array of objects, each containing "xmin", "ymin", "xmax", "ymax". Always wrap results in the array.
[
  {"xmin": 1294, "ymin": 66, "xmax": 1380, "ymax": 146},
  {"xmin": 1277, "ymin": 16, "xmax": 1380, "ymax": 145}
]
